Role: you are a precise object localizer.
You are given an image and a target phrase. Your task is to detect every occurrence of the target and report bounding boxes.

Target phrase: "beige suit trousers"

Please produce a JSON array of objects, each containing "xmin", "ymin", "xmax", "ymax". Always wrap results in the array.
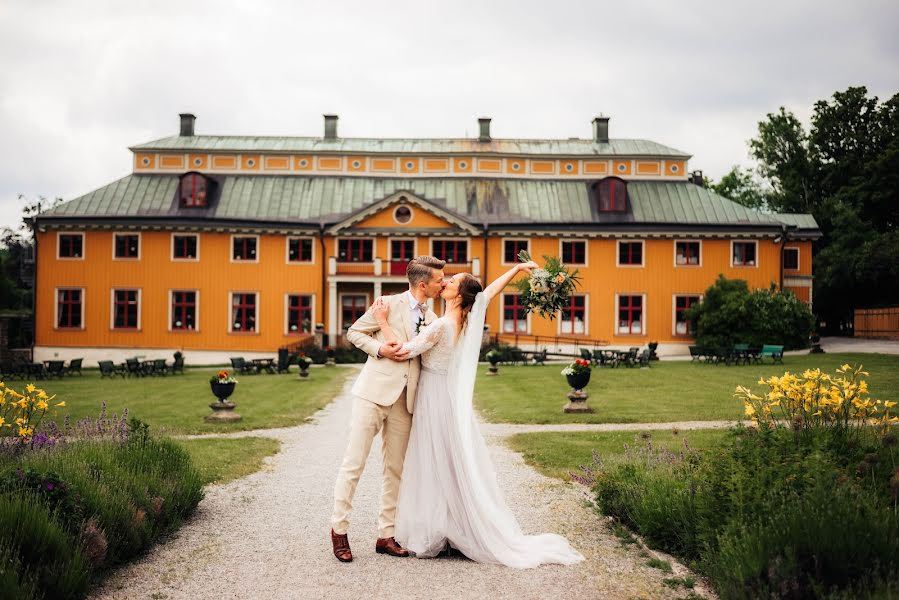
[{"xmin": 331, "ymin": 389, "xmax": 412, "ymax": 538}]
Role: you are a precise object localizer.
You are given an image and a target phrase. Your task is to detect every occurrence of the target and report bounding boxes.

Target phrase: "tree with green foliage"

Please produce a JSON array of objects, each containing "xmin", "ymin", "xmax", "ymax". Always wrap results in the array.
[
  {"xmin": 687, "ymin": 275, "xmax": 814, "ymax": 350},
  {"xmin": 709, "ymin": 166, "xmax": 770, "ymax": 210}
]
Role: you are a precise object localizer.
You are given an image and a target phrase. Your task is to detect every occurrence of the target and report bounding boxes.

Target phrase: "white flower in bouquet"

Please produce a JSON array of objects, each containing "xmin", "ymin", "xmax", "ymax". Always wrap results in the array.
[{"xmin": 513, "ymin": 250, "xmax": 582, "ymax": 320}]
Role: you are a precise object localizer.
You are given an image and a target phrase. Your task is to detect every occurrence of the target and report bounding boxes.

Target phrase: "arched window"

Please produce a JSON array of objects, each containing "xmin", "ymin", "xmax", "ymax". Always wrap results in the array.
[
  {"xmin": 179, "ymin": 172, "xmax": 209, "ymax": 208},
  {"xmin": 596, "ymin": 177, "xmax": 628, "ymax": 212}
]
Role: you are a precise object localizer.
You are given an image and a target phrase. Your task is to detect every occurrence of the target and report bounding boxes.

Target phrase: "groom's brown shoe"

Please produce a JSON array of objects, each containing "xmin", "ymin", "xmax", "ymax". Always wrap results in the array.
[
  {"xmin": 375, "ymin": 537, "xmax": 409, "ymax": 557},
  {"xmin": 331, "ymin": 529, "xmax": 353, "ymax": 563}
]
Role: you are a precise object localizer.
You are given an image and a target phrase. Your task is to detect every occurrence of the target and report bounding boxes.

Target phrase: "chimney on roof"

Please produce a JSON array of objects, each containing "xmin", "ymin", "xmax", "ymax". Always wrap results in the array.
[
  {"xmin": 323, "ymin": 114, "xmax": 338, "ymax": 140},
  {"xmin": 592, "ymin": 116, "xmax": 609, "ymax": 144},
  {"xmin": 691, "ymin": 170, "xmax": 705, "ymax": 187},
  {"xmin": 179, "ymin": 113, "xmax": 196, "ymax": 137},
  {"xmin": 478, "ymin": 117, "xmax": 491, "ymax": 142}
]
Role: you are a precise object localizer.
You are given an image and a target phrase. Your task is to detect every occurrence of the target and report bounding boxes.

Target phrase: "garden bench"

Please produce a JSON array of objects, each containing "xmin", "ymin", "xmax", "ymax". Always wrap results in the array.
[
  {"xmin": 527, "ymin": 349, "xmax": 548, "ymax": 365},
  {"xmin": 637, "ymin": 348, "xmax": 651, "ymax": 368},
  {"xmin": 230, "ymin": 357, "xmax": 254, "ymax": 375},
  {"xmin": 618, "ymin": 347, "xmax": 639, "ymax": 368},
  {"xmin": 760, "ymin": 344, "xmax": 784, "ymax": 364},
  {"xmin": 125, "ymin": 358, "xmax": 145, "ymax": 377},
  {"xmin": 98, "ymin": 360, "xmax": 126, "ymax": 378},
  {"xmin": 45, "ymin": 360, "xmax": 67, "ymax": 378},
  {"xmin": 150, "ymin": 359, "xmax": 169, "ymax": 376},
  {"xmin": 732, "ymin": 343, "xmax": 750, "ymax": 366}
]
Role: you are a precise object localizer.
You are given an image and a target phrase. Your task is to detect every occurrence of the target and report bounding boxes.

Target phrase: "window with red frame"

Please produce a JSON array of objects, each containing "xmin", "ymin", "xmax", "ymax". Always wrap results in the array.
[
  {"xmin": 58, "ymin": 234, "xmax": 83, "ymax": 258},
  {"xmin": 337, "ymin": 239, "xmax": 373, "ymax": 262},
  {"xmin": 560, "ymin": 296, "xmax": 586, "ymax": 335},
  {"xmin": 173, "ymin": 235, "xmax": 198, "ymax": 259},
  {"xmin": 113, "ymin": 290, "xmax": 139, "ymax": 329},
  {"xmin": 114, "ymin": 234, "xmax": 139, "ymax": 259},
  {"xmin": 341, "ymin": 295, "xmax": 367, "ymax": 330},
  {"xmin": 57, "ymin": 289, "xmax": 82, "ymax": 328},
  {"xmin": 231, "ymin": 293, "xmax": 257, "ymax": 332},
  {"xmin": 502, "ymin": 294, "xmax": 527, "ymax": 333},
  {"xmin": 674, "ymin": 295, "xmax": 700, "ymax": 336},
  {"xmin": 503, "ymin": 240, "xmax": 529, "ymax": 263},
  {"xmin": 733, "ymin": 241, "xmax": 757, "ymax": 266},
  {"xmin": 287, "ymin": 295, "xmax": 313, "ymax": 333},
  {"xmin": 561, "ymin": 241, "xmax": 586, "ymax": 265},
  {"xmin": 597, "ymin": 178, "xmax": 627, "ymax": 212},
  {"xmin": 288, "ymin": 238, "xmax": 313, "ymax": 262},
  {"xmin": 783, "ymin": 247, "xmax": 799, "ymax": 270},
  {"xmin": 432, "ymin": 240, "xmax": 468, "ymax": 264},
  {"xmin": 675, "ymin": 241, "xmax": 700, "ymax": 266},
  {"xmin": 180, "ymin": 174, "xmax": 208, "ymax": 207},
  {"xmin": 617, "ymin": 295, "xmax": 643, "ymax": 335},
  {"xmin": 171, "ymin": 291, "xmax": 196, "ymax": 330},
  {"xmin": 618, "ymin": 241, "xmax": 643, "ymax": 266},
  {"xmin": 232, "ymin": 236, "xmax": 257, "ymax": 261}
]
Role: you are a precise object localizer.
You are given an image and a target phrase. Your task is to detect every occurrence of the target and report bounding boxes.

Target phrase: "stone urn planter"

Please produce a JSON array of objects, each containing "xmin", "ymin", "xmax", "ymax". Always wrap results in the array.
[
  {"xmin": 297, "ymin": 358, "xmax": 312, "ymax": 379},
  {"xmin": 206, "ymin": 377, "xmax": 242, "ymax": 423},
  {"xmin": 325, "ymin": 347, "xmax": 336, "ymax": 367},
  {"xmin": 486, "ymin": 351, "xmax": 500, "ymax": 376},
  {"xmin": 562, "ymin": 360, "xmax": 594, "ymax": 413},
  {"xmin": 565, "ymin": 370, "xmax": 591, "ymax": 392}
]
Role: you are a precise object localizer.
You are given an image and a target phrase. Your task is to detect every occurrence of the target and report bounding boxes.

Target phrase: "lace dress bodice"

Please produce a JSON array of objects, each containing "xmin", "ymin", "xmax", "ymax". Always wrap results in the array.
[{"xmin": 401, "ymin": 317, "xmax": 455, "ymax": 373}]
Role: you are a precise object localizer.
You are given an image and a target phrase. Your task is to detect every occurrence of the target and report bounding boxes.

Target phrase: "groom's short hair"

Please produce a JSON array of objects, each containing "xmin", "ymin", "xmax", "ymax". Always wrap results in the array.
[{"xmin": 407, "ymin": 256, "xmax": 446, "ymax": 286}]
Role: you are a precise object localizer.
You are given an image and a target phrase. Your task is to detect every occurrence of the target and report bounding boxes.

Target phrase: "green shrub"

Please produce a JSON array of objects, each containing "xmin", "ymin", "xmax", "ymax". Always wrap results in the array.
[
  {"xmin": 479, "ymin": 343, "xmax": 525, "ymax": 363},
  {"xmin": 687, "ymin": 275, "xmax": 815, "ymax": 349}
]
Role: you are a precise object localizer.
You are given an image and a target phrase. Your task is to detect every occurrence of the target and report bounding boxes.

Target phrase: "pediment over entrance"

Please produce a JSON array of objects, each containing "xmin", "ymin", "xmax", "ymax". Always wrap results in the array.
[{"xmin": 326, "ymin": 191, "xmax": 479, "ymax": 235}]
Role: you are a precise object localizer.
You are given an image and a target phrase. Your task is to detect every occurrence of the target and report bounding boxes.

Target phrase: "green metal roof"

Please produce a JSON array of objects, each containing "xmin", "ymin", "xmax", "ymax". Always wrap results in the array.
[
  {"xmin": 41, "ymin": 175, "xmax": 818, "ymax": 231},
  {"xmin": 130, "ymin": 135, "xmax": 691, "ymax": 158}
]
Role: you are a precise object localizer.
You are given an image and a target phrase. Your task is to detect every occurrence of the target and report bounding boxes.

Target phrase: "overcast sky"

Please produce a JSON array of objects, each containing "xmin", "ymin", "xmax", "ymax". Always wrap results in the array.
[{"xmin": 1, "ymin": 0, "xmax": 897, "ymax": 234}]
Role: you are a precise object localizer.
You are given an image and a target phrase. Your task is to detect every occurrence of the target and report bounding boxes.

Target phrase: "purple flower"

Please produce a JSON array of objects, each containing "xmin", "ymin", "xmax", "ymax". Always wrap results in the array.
[{"xmin": 46, "ymin": 482, "xmax": 54, "ymax": 491}]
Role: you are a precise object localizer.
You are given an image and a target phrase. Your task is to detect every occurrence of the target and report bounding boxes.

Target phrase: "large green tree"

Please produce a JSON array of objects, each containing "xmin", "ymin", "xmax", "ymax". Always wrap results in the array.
[{"xmin": 716, "ymin": 87, "xmax": 899, "ymax": 332}]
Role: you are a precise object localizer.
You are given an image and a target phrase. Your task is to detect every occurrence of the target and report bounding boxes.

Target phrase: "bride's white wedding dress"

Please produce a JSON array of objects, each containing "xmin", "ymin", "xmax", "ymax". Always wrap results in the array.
[{"xmin": 394, "ymin": 294, "xmax": 585, "ymax": 568}]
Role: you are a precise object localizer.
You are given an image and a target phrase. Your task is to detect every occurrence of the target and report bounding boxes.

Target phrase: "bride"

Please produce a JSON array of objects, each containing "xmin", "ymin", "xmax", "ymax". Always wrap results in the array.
[{"xmin": 370, "ymin": 262, "xmax": 585, "ymax": 569}]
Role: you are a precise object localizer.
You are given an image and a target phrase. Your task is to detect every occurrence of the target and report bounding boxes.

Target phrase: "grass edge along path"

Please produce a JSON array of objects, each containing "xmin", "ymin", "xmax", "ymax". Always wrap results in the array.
[{"xmin": 175, "ymin": 436, "xmax": 282, "ymax": 485}]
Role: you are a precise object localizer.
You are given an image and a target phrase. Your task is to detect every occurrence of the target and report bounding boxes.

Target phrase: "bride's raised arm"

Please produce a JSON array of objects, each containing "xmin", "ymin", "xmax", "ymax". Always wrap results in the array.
[{"xmin": 482, "ymin": 261, "xmax": 538, "ymax": 303}]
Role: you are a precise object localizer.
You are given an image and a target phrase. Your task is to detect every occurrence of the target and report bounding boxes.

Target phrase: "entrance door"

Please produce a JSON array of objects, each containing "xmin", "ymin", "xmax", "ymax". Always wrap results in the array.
[{"xmin": 390, "ymin": 240, "xmax": 414, "ymax": 275}]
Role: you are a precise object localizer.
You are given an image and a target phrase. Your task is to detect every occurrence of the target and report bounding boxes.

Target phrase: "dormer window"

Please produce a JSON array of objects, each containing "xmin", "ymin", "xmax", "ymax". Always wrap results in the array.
[
  {"xmin": 179, "ymin": 172, "xmax": 209, "ymax": 208},
  {"xmin": 596, "ymin": 177, "xmax": 627, "ymax": 212}
]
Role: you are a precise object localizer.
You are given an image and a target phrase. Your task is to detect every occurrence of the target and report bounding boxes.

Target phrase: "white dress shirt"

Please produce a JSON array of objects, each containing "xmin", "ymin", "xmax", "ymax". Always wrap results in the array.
[{"xmin": 405, "ymin": 290, "xmax": 427, "ymax": 337}]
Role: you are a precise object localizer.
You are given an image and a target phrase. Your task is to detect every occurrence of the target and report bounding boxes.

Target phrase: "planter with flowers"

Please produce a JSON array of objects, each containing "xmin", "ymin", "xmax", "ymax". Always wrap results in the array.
[
  {"xmin": 297, "ymin": 353, "xmax": 313, "ymax": 379},
  {"xmin": 561, "ymin": 359, "xmax": 594, "ymax": 413},
  {"xmin": 205, "ymin": 371, "xmax": 242, "ymax": 422},
  {"xmin": 485, "ymin": 350, "xmax": 500, "ymax": 376},
  {"xmin": 325, "ymin": 346, "xmax": 336, "ymax": 367}
]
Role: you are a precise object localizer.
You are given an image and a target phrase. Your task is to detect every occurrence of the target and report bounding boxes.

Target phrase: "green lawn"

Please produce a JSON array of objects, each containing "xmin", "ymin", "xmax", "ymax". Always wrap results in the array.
[
  {"xmin": 176, "ymin": 437, "xmax": 282, "ymax": 485},
  {"xmin": 475, "ymin": 353, "xmax": 899, "ymax": 424},
  {"xmin": 12, "ymin": 366, "xmax": 353, "ymax": 436},
  {"xmin": 507, "ymin": 429, "xmax": 730, "ymax": 481}
]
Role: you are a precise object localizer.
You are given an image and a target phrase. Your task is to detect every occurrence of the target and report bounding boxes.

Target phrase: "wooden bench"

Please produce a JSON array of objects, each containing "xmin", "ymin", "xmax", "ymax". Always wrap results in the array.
[{"xmin": 760, "ymin": 344, "xmax": 785, "ymax": 364}]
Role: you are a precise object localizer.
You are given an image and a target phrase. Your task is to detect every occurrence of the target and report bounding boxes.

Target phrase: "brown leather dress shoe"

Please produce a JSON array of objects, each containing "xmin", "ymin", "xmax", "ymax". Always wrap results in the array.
[
  {"xmin": 375, "ymin": 536, "xmax": 409, "ymax": 557},
  {"xmin": 331, "ymin": 529, "xmax": 353, "ymax": 563}
]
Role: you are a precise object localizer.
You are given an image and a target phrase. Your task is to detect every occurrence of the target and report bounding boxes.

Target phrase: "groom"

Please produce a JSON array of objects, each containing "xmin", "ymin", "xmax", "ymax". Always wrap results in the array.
[{"xmin": 330, "ymin": 255, "xmax": 446, "ymax": 562}]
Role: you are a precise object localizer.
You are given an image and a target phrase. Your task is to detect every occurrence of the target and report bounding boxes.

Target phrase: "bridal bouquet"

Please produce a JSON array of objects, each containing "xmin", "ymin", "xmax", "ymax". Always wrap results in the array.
[{"xmin": 513, "ymin": 250, "xmax": 581, "ymax": 319}]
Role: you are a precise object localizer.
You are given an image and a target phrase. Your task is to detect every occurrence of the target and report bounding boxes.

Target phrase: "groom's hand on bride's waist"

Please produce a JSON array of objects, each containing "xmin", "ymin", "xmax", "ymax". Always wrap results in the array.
[{"xmin": 378, "ymin": 341, "xmax": 402, "ymax": 359}]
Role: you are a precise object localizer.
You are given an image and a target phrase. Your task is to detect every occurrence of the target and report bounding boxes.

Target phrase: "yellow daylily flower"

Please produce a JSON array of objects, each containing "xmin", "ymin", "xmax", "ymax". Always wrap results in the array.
[
  {"xmin": 25, "ymin": 383, "xmax": 35, "ymax": 393},
  {"xmin": 55, "ymin": 401, "xmax": 65, "ymax": 408},
  {"xmin": 35, "ymin": 400, "xmax": 48, "ymax": 411},
  {"xmin": 744, "ymin": 404, "xmax": 756, "ymax": 416}
]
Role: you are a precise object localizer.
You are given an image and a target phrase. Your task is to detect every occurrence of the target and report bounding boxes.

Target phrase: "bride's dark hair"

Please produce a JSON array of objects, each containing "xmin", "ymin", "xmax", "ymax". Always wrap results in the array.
[{"xmin": 458, "ymin": 273, "xmax": 483, "ymax": 314}]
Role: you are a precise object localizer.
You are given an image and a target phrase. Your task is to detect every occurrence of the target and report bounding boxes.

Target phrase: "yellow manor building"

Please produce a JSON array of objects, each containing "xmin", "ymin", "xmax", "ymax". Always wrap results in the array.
[{"xmin": 33, "ymin": 114, "xmax": 820, "ymax": 363}]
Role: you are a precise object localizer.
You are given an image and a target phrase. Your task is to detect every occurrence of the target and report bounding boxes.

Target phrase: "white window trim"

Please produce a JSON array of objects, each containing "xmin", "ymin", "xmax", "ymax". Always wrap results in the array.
[
  {"xmin": 430, "ymin": 237, "xmax": 471, "ymax": 265},
  {"xmin": 229, "ymin": 291, "xmax": 260, "ymax": 334},
  {"xmin": 783, "ymin": 246, "xmax": 800, "ymax": 271},
  {"xmin": 614, "ymin": 292, "xmax": 647, "ymax": 336},
  {"xmin": 334, "ymin": 237, "xmax": 376, "ymax": 263},
  {"xmin": 392, "ymin": 204, "xmax": 415, "ymax": 225},
  {"xmin": 56, "ymin": 231, "xmax": 85, "ymax": 261},
  {"xmin": 673, "ymin": 239, "xmax": 702, "ymax": 268},
  {"xmin": 500, "ymin": 292, "xmax": 532, "ymax": 335},
  {"xmin": 671, "ymin": 293, "xmax": 702, "ymax": 337},
  {"xmin": 168, "ymin": 289, "xmax": 200, "ymax": 333},
  {"xmin": 54, "ymin": 286, "xmax": 85, "ymax": 330},
  {"xmin": 615, "ymin": 239, "xmax": 645, "ymax": 268},
  {"xmin": 730, "ymin": 240, "xmax": 759, "ymax": 268},
  {"xmin": 284, "ymin": 292, "xmax": 316, "ymax": 335},
  {"xmin": 230, "ymin": 234, "xmax": 260, "ymax": 264},
  {"xmin": 171, "ymin": 233, "xmax": 200, "ymax": 262},
  {"xmin": 557, "ymin": 293, "xmax": 589, "ymax": 336},
  {"xmin": 112, "ymin": 232, "xmax": 141, "ymax": 261},
  {"xmin": 285, "ymin": 236, "xmax": 316, "ymax": 264},
  {"xmin": 559, "ymin": 239, "xmax": 589, "ymax": 267},
  {"xmin": 110, "ymin": 288, "xmax": 142, "ymax": 331},
  {"xmin": 338, "ymin": 292, "xmax": 371, "ymax": 331},
  {"xmin": 501, "ymin": 237, "xmax": 531, "ymax": 266}
]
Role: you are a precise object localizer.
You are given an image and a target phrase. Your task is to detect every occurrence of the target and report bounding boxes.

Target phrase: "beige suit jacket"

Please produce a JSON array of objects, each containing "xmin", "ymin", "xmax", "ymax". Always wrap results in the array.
[{"xmin": 346, "ymin": 293, "xmax": 436, "ymax": 414}]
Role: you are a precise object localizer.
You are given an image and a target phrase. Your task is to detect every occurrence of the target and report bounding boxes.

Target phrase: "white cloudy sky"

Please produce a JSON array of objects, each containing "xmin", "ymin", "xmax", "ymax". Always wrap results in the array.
[{"xmin": 1, "ymin": 0, "xmax": 897, "ymax": 232}]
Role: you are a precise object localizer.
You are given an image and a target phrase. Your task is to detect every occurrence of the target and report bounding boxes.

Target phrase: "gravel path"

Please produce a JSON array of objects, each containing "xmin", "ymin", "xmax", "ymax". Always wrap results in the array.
[{"xmin": 91, "ymin": 374, "xmax": 713, "ymax": 600}]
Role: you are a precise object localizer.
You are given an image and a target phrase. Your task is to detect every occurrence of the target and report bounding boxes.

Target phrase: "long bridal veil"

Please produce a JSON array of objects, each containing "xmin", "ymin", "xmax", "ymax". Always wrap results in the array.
[{"xmin": 443, "ymin": 293, "xmax": 584, "ymax": 568}]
